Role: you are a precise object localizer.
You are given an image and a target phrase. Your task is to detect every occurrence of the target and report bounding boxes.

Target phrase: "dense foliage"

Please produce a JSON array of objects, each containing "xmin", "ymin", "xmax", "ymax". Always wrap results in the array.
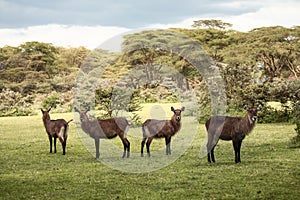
[
  {"xmin": 0, "ymin": 43, "xmax": 90, "ymax": 114},
  {"xmin": 0, "ymin": 22, "xmax": 299, "ymax": 139}
]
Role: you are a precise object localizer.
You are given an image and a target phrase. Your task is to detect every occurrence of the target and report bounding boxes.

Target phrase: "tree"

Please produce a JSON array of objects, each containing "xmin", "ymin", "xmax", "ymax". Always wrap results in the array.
[
  {"xmin": 122, "ymin": 29, "xmax": 206, "ymax": 89},
  {"xmin": 192, "ymin": 19, "xmax": 232, "ymax": 30},
  {"xmin": 95, "ymin": 86, "xmax": 142, "ymax": 118},
  {"xmin": 57, "ymin": 46, "xmax": 90, "ymax": 68},
  {"xmin": 247, "ymin": 26, "xmax": 300, "ymax": 81},
  {"xmin": 176, "ymin": 27, "xmax": 235, "ymax": 62},
  {"xmin": 19, "ymin": 42, "xmax": 58, "ymax": 76},
  {"xmin": 122, "ymin": 30, "xmax": 167, "ymax": 85}
]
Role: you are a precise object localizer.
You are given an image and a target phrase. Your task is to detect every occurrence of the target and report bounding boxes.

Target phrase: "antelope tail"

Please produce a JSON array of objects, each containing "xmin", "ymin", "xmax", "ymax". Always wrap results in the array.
[
  {"xmin": 142, "ymin": 126, "xmax": 148, "ymax": 139},
  {"xmin": 63, "ymin": 124, "xmax": 68, "ymax": 139}
]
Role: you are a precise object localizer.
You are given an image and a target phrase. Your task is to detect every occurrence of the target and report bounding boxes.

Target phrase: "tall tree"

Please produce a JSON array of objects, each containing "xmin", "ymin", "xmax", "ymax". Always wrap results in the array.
[
  {"xmin": 19, "ymin": 42, "xmax": 58, "ymax": 72},
  {"xmin": 247, "ymin": 26, "xmax": 300, "ymax": 81},
  {"xmin": 176, "ymin": 27, "xmax": 234, "ymax": 62},
  {"xmin": 58, "ymin": 46, "xmax": 90, "ymax": 68},
  {"xmin": 122, "ymin": 29, "xmax": 206, "ymax": 90}
]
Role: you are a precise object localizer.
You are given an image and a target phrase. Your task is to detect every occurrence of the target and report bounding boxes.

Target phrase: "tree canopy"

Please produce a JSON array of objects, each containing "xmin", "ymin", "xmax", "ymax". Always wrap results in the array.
[
  {"xmin": 0, "ymin": 23, "xmax": 299, "ymax": 129},
  {"xmin": 192, "ymin": 19, "xmax": 232, "ymax": 30}
]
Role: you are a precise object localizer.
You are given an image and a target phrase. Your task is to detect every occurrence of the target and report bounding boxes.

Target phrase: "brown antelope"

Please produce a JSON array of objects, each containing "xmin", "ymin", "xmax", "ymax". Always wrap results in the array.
[
  {"xmin": 205, "ymin": 104, "xmax": 262, "ymax": 163},
  {"xmin": 74, "ymin": 106, "xmax": 130, "ymax": 159},
  {"xmin": 141, "ymin": 106, "xmax": 185, "ymax": 157},
  {"xmin": 41, "ymin": 107, "xmax": 73, "ymax": 155}
]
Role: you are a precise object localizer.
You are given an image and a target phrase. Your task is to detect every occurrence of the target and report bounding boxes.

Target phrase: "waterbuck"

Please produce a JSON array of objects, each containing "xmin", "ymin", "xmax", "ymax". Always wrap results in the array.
[
  {"xmin": 141, "ymin": 106, "xmax": 185, "ymax": 157},
  {"xmin": 41, "ymin": 107, "xmax": 73, "ymax": 155},
  {"xmin": 74, "ymin": 107, "xmax": 130, "ymax": 159},
  {"xmin": 205, "ymin": 104, "xmax": 262, "ymax": 163}
]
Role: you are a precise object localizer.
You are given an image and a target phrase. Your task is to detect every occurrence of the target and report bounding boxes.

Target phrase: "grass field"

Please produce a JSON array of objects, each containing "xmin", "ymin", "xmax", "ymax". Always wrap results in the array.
[{"xmin": 1, "ymin": 105, "xmax": 299, "ymax": 199}]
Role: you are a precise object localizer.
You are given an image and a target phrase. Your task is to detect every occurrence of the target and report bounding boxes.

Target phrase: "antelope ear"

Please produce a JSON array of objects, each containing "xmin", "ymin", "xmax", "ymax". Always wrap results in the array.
[
  {"xmin": 257, "ymin": 104, "xmax": 263, "ymax": 110},
  {"xmin": 40, "ymin": 109, "xmax": 44, "ymax": 113},
  {"xmin": 181, "ymin": 107, "xmax": 185, "ymax": 111},
  {"xmin": 74, "ymin": 107, "xmax": 79, "ymax": 113},
  {"xmin": 171, "ymin": 107, "xmax": 175, "ymax": 112},
  {"xmin": 243, "ymin": 105, "xmax": 249, "ymax": 110},
  {"xmin": 86, "ymin": 106, "xmax": 90, "ymax": 112},
  {"xmin": 47, "ymin": 106, "xmax": 52, "ymax": 112}
]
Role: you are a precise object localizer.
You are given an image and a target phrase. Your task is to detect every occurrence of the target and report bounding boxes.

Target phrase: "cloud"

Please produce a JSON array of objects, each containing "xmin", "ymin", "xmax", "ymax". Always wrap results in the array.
[
  {"xmin": 224, "ymin": 1, "xmax": 300, "ymax": 31},
  {"xmin": 0, "ymin": 0, "xmax": 299, "ymax": 49},
  {"xmin": 0, "ymin": 24, "xmax": 129, "ymax": 49},
  {"xmin": 0, "ymin": 0, "xmax": 260, "ymax": 28},
  {"xmin": 147, "ymin": 0, "xmax": 300, "ymax": 32}
]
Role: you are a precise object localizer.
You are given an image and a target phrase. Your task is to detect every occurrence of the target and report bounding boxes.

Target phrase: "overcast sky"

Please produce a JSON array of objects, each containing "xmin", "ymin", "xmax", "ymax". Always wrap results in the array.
[{"xmin": 0, "ymin": 0, "xmax": 299, "ymax": 49}]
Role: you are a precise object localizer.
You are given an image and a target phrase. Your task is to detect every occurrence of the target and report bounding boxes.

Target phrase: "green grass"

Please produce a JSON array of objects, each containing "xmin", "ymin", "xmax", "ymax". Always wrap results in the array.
[{"xmin": 1, "ymin": 108, "xmax": 300, "ymax": 199}]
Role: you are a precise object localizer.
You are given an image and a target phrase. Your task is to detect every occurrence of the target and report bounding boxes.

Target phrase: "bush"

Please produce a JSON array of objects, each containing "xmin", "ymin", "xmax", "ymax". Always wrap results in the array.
[
  {"xmin": 41, "ymin": 95, "xmax": 59, "ymax": 109},
  {"xmin": 0, "ymin": 82, "xmax": 5, "ymax": 92},
  {"xmin": 0, "ymin": 89, "xmax": 34, "ymax": 116},
  {"xmin": 258, "ymin": 105, "xmax": 292, "ymax": 123},
  {"xmin": 22, "ymin": 82, "xmax": 37, "ymax": 95},
  {"xmin": 291, "ymin": 101, "xmax": 300, "ymax": 146},
  {"xmin": 130, "ymin": 113, "xmax": 143, "ymax": 127}
]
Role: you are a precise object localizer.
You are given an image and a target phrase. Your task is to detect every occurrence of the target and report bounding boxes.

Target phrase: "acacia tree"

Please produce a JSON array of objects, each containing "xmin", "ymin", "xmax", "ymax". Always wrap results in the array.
[
  {"xmin": 247, "ymin": 26, "xmax": 300, "ymax": 81},
  {"xmin": 122, "ymin": 30, "xmax": 168, "ymax": 85},
  {"xmin": 57, "ymin": 46, "xmax": 90, "ymax": 68},
  {"xmin": 122, "ymin": 29, "xmax": 204, "ymax": 90},
  {"xmin": 216, "ymin": 26, "xmax": 300, "ymax": 105},
  {"xmin": 19, "ymin": 42, "xmax": 58, "ymax": 77},
  {"xmin": 177, "ymin": 27, "xmax": 234, "ymax": 62},
  {"xmin": 192, "ymin": 19, "xmax": 232, "ymax": 30}
]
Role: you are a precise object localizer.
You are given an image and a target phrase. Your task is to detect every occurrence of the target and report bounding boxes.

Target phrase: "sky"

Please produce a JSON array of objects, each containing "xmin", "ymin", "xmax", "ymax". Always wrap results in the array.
[{"xmin": 0, "ymin": 0, "xmax": 299, "ymax": 49}]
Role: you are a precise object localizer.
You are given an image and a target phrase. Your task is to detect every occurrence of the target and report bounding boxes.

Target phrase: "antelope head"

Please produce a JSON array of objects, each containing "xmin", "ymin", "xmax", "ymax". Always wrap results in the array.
[
  {"xmin": 171, "ymin": 106, "xmax": 185, "ymax": 122},
  {"xmin": 244, "ymin": 104, "xmax": 263, "ymax": 122}
]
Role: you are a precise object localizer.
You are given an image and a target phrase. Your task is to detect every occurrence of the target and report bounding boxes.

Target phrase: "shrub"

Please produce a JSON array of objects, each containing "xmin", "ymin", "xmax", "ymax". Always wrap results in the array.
[
  {"xmin": 41, "ymin": 95, "xmax": 59, "ymax": 109},
  {"xmin": 22, "ymin": 82, "xmax": 37, "ymax": 95},
  {"xmin": 291, "ymin": 101, "xmax": 300, "ymax": 146},
  {"xmin": 0, "ymin": 82, "xmax": 5, "ymax": 92},
  {"xmin": 130, "ymin": 113, "xmax": 143, "ymax": 127},
  {"xmin": 0, "ymin": 89, "xmax": 34, "ymax": 116},
  {"xmin": 258, "ymin": 105, "xmax": 292, "ymax": 123}
]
